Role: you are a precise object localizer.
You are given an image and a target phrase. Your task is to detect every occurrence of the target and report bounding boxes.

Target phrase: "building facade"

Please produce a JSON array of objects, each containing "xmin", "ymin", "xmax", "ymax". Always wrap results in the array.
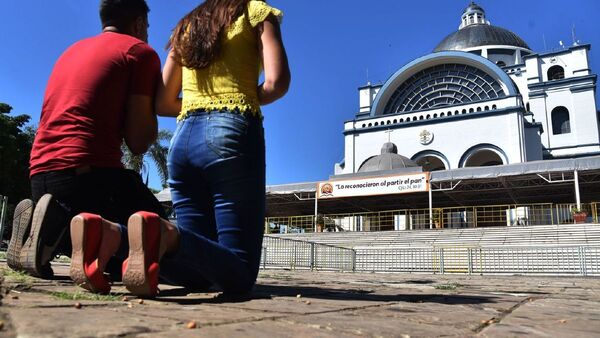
[{"xmin": 336, "ymin": 2, "xmax": 599, "ymax": 175}]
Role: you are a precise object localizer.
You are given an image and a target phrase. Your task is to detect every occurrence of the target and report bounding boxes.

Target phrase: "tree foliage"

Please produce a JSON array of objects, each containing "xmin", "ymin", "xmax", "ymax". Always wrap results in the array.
[
  {"xmin": 0, "ymin": 103, "xmax": 35, "ymax": 239},
  {"xmin": 0, "ymin": 103, "xmax": 34, "ymax": 204},
  {"xmin": 122, "ymin": 129, "xmax": 172, "ymax": 188}
]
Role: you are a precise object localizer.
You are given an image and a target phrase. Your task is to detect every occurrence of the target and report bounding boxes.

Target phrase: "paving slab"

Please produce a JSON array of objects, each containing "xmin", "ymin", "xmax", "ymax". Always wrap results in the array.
[{"xmin": 1, "ymin": 261, "xmax": 600, "ymax": 337}]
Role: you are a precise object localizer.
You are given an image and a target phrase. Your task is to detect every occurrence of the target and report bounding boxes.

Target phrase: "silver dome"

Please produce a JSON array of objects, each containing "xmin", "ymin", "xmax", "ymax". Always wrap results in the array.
[{"xmin": 434, "ymin": 24, "xmax": 530, "ymax": 52}]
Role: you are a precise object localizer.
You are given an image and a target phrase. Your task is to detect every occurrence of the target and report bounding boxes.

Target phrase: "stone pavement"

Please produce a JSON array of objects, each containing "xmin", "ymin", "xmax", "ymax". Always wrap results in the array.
[{"xmin": 1, "ymin": 261, "xmax": 599, "ymax": 337}]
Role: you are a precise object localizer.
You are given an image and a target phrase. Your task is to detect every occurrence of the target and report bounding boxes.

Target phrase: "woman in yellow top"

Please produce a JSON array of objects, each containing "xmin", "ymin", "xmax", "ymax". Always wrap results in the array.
[{"xmin": 121, "ymin": 0, "xmax": 290, "ymax": 297}]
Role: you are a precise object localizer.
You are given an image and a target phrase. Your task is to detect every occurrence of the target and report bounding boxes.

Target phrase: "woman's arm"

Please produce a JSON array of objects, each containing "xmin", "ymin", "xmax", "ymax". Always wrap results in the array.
[
  {"xmin": 156, "ymin": 49, "xmax": 182, "ymax": 117},
  {"xmin": 257, "ymin": 15, "xmax": 291, "ymax": 105}
]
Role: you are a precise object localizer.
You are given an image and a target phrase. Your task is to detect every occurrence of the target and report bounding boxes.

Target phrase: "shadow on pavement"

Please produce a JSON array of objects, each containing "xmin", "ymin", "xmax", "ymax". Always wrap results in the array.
[{"xmin": 156, "ymin": 283, "xmax": 500, "ymax": 306}]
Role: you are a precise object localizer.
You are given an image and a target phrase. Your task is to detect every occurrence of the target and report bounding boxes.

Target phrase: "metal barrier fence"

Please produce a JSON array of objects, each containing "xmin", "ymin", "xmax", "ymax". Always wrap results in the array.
[
  {"xmin": 260, "ymin": 236, "xmax": 355, "ymax": 272},
  {"xmin": 261, "ymin": 237, "xmax": 600, "ymax": 276},
  {"xmin": 266, "ymin": 202, "xmax": 600, "ymax": 234},
  {"xmin": 354, "ymin": 245, "xmax": 600, "ymax": 276}
]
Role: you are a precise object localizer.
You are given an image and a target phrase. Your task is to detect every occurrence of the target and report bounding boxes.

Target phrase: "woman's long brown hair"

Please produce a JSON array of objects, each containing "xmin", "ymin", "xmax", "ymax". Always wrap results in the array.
[{"xmin": 168, "ymin": 0, "xmax": 255, "ymax": 69}]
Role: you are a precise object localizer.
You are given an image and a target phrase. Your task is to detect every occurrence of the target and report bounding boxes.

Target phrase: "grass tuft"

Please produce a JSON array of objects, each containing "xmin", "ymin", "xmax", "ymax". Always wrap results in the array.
[
  {"xmin": 49, "ymin": 291, "xmax": 123, "ymax": 302},
  {"xmin": 434, "ymin": 282, "xmax": 462, "ymax": 290},
  {"xmin": 0, "ymin": 267, "xmax": 34, "ymax": 284},
  {"xmin": 52, "ymin": 255, "xmax": 71, "ymax": 264}
]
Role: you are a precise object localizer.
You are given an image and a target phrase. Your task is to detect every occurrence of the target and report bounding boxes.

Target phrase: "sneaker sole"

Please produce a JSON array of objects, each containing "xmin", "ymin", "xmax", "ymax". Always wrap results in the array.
[
  {"xmin": 20, "ymin": 194, "xmax": 60, "ymax": 278},
  {"xmin": 122, "ymin": 214, "xmax": 154, "ymax": 297},
  {"xmin": 7, "ymin": 199, "xmax": 34, "ymax": 271}
]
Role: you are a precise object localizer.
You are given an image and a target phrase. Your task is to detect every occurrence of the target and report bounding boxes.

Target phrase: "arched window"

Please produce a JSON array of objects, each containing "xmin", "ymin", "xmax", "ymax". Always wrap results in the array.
[
  {"xmin": 492, "ymin": 105, "xmax": 497, "ymax": 109},
  {"xmin": 393, "ymin": 119, "xmax": 398, "ymax": 123},
  {"xmin": 419, "ymin": 115, "xmax": 424, "ymax": 120},
  {"xmin": 383, "ymin": 63, "xmax": 507, "ymax": 114},
  {"xmin": 462, "ymin": 109, "xmax": 467, "ymax": 114},
  {"xmin": 440, "ymin": 112, "xmax": 445, "ymax": 117},
  {"xmin": 399, "ymin": 118, "xmax": 403, "ymax": 123},
  {"xmin": 552, "ymin": 106, "xmax": 571, "ymax": 135},
  {"xmin": 476, "ymin": 107, "xmax": 482, "ymax": 112},
  {"xmin": 374, "ymin": 122, "xmax": 379, "ymax": 126},
  {"xmin": 484, "ymin": 106, "xmax": 490, "ymax": 111},
  {"xmin": 362, "ymin": 124, "xmax": 366, "ymax": 128},
  {"xmin": 548, "ymin": 65, "xmax": 565, "ymax": 81},
  {"xmin": 469, "ymin": 108, "xmax": 474, "ymax": 113},
  {"xmin": 496, "ymin": 61, "xmax": 506, "ymax": 67},
  {"xmin": 433, "ymin": 113, "xmax": 438, "ymax": 118},
  {"xmin": 412, "ymin": 116, "xmax": 417, "ymax": 121}
]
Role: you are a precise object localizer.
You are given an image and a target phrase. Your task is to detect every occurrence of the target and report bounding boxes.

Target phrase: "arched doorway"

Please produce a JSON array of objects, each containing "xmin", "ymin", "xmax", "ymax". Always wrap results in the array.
[
  {"xmin": 412, "ymin": 151, "xmax": 449, "ymax": 172},
  {"xmin": 464, "ymin": 150, "xmax": 504, "ymax": 167},
  {"xmin": 415, "ymin": 156, "xmax": 447, "ymax": 171},
  {"xmin": 459, "ymin": 144, "xmax": 507, "ymax": 168}
]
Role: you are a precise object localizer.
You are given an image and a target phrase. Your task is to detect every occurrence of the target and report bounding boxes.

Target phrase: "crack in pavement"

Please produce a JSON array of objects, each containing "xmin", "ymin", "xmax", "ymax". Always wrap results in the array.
[{"xmin": 473, "ymin": 296, "xmax": 543, "ymax": 334}]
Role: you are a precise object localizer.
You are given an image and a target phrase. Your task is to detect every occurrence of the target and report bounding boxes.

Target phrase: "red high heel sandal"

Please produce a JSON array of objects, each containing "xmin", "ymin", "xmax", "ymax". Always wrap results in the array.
[
  {"xmin": 69, "ymin": 213, "xmax": 111, "ymax": 294},
  {"xmin": 122, "ymin": 211, "xmax": 161, "ymax": 298}
]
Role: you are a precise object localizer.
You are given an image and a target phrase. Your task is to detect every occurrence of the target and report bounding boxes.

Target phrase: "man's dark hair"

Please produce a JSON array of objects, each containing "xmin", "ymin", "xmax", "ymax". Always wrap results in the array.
[{"xmin": 99, "ymin": 0, "xmax": 150, "ymax": 28}]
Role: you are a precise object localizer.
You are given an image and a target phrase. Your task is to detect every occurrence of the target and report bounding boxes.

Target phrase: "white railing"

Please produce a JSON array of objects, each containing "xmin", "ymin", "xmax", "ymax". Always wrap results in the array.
[
  {"xmin": 261, "ymin": 237, "xmax": 600, "ymax": 276},
  {"xmin": 354, "ymin": 245, "xmax": 600, "ymax": 276},
  {"xmin": 260, "ymin": 236, "xmax": 355, "ymax": 272}
]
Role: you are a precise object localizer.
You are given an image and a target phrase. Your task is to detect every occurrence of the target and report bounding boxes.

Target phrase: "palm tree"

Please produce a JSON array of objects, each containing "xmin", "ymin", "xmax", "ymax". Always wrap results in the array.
[{"xmin": 122, "ymin": 129, "xmax": 172, "ymax": 188}]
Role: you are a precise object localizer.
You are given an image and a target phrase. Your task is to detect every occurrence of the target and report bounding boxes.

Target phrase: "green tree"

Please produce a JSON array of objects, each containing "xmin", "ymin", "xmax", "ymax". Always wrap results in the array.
[
  {"xmin": 122, "ymin": 129, "xmax": 172, "ymax": 188},
  {"xmin": 0, "ymin": 103, "xmax": 34, "ymax": 203},
  {"xmin": 0, "ymin": 103, "xmax": 35, "ymax": 239}
]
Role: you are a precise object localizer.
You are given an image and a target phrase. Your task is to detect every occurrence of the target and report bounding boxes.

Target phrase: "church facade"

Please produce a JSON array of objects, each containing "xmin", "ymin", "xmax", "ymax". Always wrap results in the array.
[{"xmin": 335, "ymin": 2, "xmax": 599, "ymax": 175}]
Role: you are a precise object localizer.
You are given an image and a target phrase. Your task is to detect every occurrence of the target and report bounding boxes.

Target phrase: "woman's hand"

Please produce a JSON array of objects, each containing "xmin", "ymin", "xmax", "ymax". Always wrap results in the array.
[
  {"xmin": 257, "ymin": 15, "xmax": 291, "ymax": 105},
  {"xmin": 156, "ymin": 49, "xmax": 183, "ymax": 117}
]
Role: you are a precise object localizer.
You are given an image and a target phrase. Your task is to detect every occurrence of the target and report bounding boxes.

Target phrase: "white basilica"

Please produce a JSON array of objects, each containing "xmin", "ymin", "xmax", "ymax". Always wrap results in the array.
[{"xmin": 335, "ymin": 2, "xmax": 600, "ymax": 175}]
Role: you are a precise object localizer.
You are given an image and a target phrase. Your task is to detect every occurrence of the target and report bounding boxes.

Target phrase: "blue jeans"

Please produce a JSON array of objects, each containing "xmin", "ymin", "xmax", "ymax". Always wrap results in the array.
[{"xmin": 161, "ymin": 110, "xmax": 266, "ymax": 294}]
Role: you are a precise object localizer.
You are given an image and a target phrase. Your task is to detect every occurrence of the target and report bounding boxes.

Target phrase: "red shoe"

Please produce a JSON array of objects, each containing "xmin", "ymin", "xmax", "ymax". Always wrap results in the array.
[
  {"xmin": 69, "ymin": 213, "xmax": 111, "ymax": 294},
  {"xmin": 122, "ymin": 212, "xmax": 161, "ymax": 298}
]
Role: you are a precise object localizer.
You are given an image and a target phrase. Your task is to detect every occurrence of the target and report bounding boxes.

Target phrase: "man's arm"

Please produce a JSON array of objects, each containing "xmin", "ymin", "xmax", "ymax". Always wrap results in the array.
[
  {"xmin": 124, "ymin": 95, "xmax": 157, "ymax": 155},
  {"xmin": 123, "ymin": 43, "xmax": 161, "ymax": 155}
]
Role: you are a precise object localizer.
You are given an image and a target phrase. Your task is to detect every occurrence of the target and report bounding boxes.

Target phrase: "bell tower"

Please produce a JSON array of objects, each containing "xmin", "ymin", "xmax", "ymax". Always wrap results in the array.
[{"xmin": 459, "ymin": 2, "xmax": 489, "ymax": 29}]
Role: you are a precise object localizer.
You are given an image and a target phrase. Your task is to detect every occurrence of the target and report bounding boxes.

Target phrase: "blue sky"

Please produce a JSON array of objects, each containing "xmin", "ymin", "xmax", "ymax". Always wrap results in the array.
[{"xmin": 1, "ymin": 0, "xmax": 599, "ymax": 190}]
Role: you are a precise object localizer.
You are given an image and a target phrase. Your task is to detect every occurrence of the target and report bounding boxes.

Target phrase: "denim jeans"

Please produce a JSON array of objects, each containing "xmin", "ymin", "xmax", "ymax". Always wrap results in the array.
[{"xmin": 162, "ymin": 110, "xmax": 266, "ymax": 294}]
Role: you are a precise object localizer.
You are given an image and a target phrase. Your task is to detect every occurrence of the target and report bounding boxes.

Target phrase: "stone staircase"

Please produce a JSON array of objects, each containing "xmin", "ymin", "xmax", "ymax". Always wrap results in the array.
[{"xmin": 272, "ymin": 223, "xmax": 600, "ymax": 249}]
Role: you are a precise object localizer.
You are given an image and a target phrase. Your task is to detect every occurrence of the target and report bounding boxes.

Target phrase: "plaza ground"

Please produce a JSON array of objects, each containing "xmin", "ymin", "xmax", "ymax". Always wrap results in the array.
[{"xmin": 0, "ymin": 261, "xmax": 599, "ymax": 337}]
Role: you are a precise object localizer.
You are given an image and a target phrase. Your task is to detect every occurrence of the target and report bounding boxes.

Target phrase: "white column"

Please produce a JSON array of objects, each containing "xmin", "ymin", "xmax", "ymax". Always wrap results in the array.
[
  {"xmin": 574, "ymin": 170, "xmax": 581, "ymax": 210},
  {"xmin": 429, "ymin": 188, "xmax": 433, "ymax": 229}
]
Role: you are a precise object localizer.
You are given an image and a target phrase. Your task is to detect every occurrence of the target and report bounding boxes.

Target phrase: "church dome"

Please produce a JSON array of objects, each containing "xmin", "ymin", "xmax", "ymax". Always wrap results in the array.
[
  {"xmin": 358, "ymin": 142, "xmax": 419, "ymax": 173},
  {"xmin": 434, "ymin": 2, "xmax": 530, "ymax": 52},
  {"xmin": 434, "ymin": 25, "xmax": 530, "ymax": 52}
]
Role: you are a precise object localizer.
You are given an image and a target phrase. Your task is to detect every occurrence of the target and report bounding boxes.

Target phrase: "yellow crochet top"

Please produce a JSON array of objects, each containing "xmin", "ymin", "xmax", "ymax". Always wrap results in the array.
[{"xmin": 179, "ymin": 1, "xmax": 283, "ymax": 120}]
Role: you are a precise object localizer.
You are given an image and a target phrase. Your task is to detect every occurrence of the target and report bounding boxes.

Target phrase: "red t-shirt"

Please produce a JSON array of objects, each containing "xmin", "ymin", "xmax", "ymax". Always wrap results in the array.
[{"xmin": 30, "ymin": 32, "xmax": 161, "ymax": 176}]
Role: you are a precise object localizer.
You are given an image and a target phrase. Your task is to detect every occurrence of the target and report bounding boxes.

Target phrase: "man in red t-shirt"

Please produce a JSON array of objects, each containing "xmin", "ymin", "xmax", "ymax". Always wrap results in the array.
[{"xmin": 7, "ymin": 0, "xmax": 167, "ymax": 279}]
